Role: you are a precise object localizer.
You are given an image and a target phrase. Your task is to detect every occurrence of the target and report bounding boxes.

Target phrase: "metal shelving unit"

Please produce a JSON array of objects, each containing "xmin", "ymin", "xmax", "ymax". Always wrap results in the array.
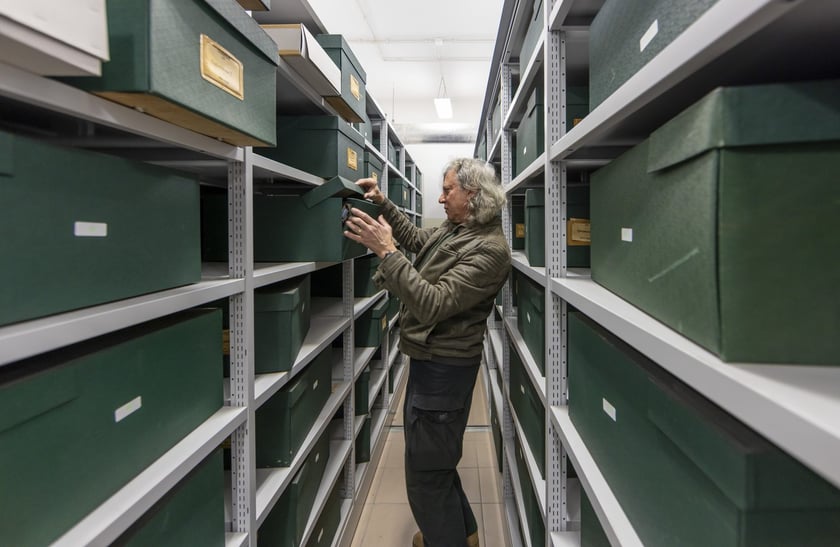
[
  {"xmin": 478, "ymin": 0, "xmax": 840, "ymax": 545},
  {"xmin": 0, "ymin": 2, "xmax": 421, "ymax": 546}
]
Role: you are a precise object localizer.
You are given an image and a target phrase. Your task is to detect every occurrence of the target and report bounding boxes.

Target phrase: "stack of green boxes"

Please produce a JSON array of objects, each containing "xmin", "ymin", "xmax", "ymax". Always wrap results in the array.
[
  {"xmin": 356, "ymin": 296, "xmax": 389, "ymax": 348},
  {"xmin": 255, "ymin": 275, "xmax": 311, "ymax": 373},
  {"xmin": 63, "ymin": 0, "xmax": 279, "ymax": 146},
  {"xmin": 305, "ymin": 478, "xmax": 343, "ymax": 547},
  {"xmin": 515, "ymin": 273, "xmax": 545, "ymax": 375},
  {"xmin": 316, "ymin": 34, "xmax": 367, "ymax": 123},
  {"xmin": 591, "ymin": 80, "xmax": 840, "ymax": 364},
  {"xmin": 258, "ymin": 115, "xmax": 365, "ymax": 180},
  {"xmin": 258, "ymin": 431, "xmax": 330, "ymax": 547},
  {"xmin": 201, "ymin": 177, "xmax": 383, "ymax": 263},
  {"xmin": 509, "ymin": 344, "xmax": 545, "ymax": 480},
  {"xmin": 514, "ymin": 429, "xmax": 545, "ymax": 547},
  {"xmin": 256, "ymin": 347, "xmax": 333, "ymax": 467},
  {"xmin": 569, "ymin": 312, "xmax": 840, "ymax": 546},
  {"xmin": 1, "ymin": 129, "xmax": 201, "ymax": 327},
  {"xmin": 0, "ymin": 309, "xmax": 222, "ymax": 546},
  {"xmin": 515, "ymin": 86, "xmax": 543, "ymax": 177},
  {"xmin": 117, "ymin": 450, "xmax": 225, "ymax": 547},
  {"xmin": 589, "ymin": 0, "xmax": 718, "ymax": 110}
]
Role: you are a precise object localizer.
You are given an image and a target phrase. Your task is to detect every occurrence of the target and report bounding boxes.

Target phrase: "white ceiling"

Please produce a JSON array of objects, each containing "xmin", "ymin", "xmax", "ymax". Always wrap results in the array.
[{"xmin": 306, "ymin": 0, "xmax": 503, "ymax": 134}]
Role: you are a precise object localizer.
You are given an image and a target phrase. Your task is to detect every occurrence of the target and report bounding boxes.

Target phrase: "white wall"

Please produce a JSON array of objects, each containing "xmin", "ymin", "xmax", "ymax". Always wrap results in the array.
[{"xmin": 405, "ymin": 142, "xmax": 476, "ymax": 228}]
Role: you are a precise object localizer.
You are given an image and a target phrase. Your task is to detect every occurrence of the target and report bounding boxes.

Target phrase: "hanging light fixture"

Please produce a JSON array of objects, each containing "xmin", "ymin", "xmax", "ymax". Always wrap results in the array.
[{"xmin": 434, "ymin": 75, "xmax": 453, "ymax": 119}]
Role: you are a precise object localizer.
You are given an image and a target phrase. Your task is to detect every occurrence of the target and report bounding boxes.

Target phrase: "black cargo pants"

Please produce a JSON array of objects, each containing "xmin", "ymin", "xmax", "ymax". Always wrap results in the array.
[{"xmin": 404, "ymin": 358, "xmax": 480, "ymax": 547}]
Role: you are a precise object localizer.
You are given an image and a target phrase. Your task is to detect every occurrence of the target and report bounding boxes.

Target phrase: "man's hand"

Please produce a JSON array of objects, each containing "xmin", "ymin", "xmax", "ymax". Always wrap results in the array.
[
  {"xmin": 356, "ymin": 177, "xmax": 385, "ymax": 204},
  {"xmin": 343, "ymin": 207, "xmax": 397, "ymax": 259}
]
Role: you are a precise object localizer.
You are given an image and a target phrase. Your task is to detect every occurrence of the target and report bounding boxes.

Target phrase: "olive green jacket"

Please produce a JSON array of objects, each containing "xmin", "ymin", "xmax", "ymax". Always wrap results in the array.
[{"xmin": 373, "ymin": 199, "xmax": 511, "ymax": 362}]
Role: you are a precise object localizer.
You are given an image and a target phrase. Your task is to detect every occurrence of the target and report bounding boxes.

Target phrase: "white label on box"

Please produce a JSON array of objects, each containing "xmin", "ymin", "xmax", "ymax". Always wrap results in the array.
[
  {"xmin": 527, "ymin": 311, "xmax": 532, "ymax": 324},
  {"xmin": 313, "ymin": 379, "xmax": 319, "ymax": 391},
  {"xmin": 315, "ymin": 452, "xmax": 320, "ymax": 463},
  {"xmin": 640, "ymin": 19, "xmax": 659, "ymax": 52},
  {"xmin": 621, "ymin": 227, "xmax": 633, "ymax": 242},
  {"xmin": 523, "ymin": 145, "xmax": 528, "ymax": 155},
  {"xmin": 115, "ymin": 396, "xmax": 142, "ymax": 423},
  {"xmin": 74, "ymin": 221, "xmax": 108, "ymax": 237},
  {"xmin": 520, "ymin": 384, "xmax": 525, "ymax": 395},
  {"xmin": 602, "ymin": 398, "xmax": 617, "ymax": 421},
  {"xmin": 318, "ymin": 529, "xmax": 324, "ymax": 542}
]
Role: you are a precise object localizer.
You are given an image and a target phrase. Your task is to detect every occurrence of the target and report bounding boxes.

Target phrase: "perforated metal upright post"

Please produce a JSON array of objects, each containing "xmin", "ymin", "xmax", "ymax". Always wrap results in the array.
[
  {"xmin": 499, "ymin": 59, "xmax": 517, "ymax": 512},
  {"xmin": 228, "ymin": 148, "xmax": 257, "ymax": 546},
  {"xmin": 545, "ymin": 8, "xmax": 572, "ymax": 541},
  {"xmin": 342, "ymin": 260, "xmax": 356, "ymax": 497}
]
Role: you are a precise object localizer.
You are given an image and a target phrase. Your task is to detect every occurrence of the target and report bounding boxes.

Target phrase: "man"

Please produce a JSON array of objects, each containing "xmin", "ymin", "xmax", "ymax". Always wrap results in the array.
[{"xmin": 344, "ymin": 158, "xmax": 511, "ymax": 547}]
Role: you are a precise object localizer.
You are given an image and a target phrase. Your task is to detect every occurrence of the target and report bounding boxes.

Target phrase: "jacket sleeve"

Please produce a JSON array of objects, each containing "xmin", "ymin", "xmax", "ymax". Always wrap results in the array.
[
  {"xmin": 380, "ymin": 199, "xmax": 435, "ymax": 254},
  {"xmin": 375, "ymin": 237, "xmax": 511, "ymax": 325}
]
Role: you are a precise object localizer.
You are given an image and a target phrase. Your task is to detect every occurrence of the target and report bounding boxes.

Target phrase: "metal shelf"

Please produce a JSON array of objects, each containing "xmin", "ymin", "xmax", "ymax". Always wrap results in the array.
[
  {"xmin": 551, "ymin": 275, "xmax": 840, "ymax": 489},
  {"xmin": 550, "ymin": 406, "xmax": 643, "ymax": 547},
  {"xmin": 504, "ymin": 317, "xmax": 547, "ymax": 406},
  {"xmin": 505, "ymin": 436, "xmax": 541, "ymax": 547},
  {"xmin": 53, "ymin": 406, "xmax": 247, "ymax": 547},
  {"xmin": 226, "ymin": 532, "xmax": 249, "ymax": 547},
  {"xmin": 353, "ymin": 291, "xmax": 387, "ymax": 318},
  {"xmin": 369, "ymin": 368, "xmax": 388, "ymax": 413},
  {"xmin": 551, "ymin": 532, "xmax": 581, "ymax": 547},
  {"xmin": 299, "ymin": 439, "xmax": 353, "ymax": 547},
  {"xmin": 255, "ymin": 379, "xmax": 351, "ymax": 526},
  {"xmin": 511, "ymin": 253, "xmax": 546, "ymax": 286},
  {"xmin": 0, "ymin": 276, "xmax": 244, "ymax": 367},
  {"xmin": 354, "ymin": 346, "xmax": 378, "ymax": 381},
  {"xmin": 253, "ymin": 261, "xmax": 338, "ymax": 288}
]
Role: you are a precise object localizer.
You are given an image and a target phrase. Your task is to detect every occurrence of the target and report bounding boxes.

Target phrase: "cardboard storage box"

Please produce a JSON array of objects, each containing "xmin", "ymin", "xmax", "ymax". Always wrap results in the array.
[
  {"xmin": 524, "ymin": 189, "xmax": 543, "ymax": 266},
  {"xmin": 356, "ymin": 415, "xmax": 372, "ymax": 463},
  {"xmin": 389, "ymin": 178, "xmax": 410, "ymax": 208},
  {"xmin": 589, "ymin": 0, "xmax": 717, "ymax": 109},
  {"xmin": 201, "ymin": 177, "xmax": 383, "ymax": 263},
  {"xmin": 258, "ymin": 430, "xmax": 330, "ymax": 547},
  {"xmin": 0, "ymin": 309, "xmax": 222, "ymax": 546},
  {"xmin": 117, "ymin": 450, "xmax": 225, "ymax": 547},
  {"xmin": 255, "ymin": 275, "xmax": 311, "ymax": 374},
  {"xmin": 515, "ymin": 86, "xmax": 544, "ymax": 177},
  {"xmin": 63, "ymin": 0, "xmax": 278, "ymax": 146},
  {"xmin": 305, "ymin": 478, "xmax": 343, "ymax": 547},
  {"xmin": 258, "ymin": 115, "xmax": 365, "ymax": 180},
  {"xmin": 519, "ymin": 0, "xmax": 544, "ymax": 73},
  {"xmin": 356, "ymin": 297, "xmax": 389, "ymax": 348},
  {"xmin": 516, "ymin": 272, "xmax": 545, "ymax": 374},
  {"xmin": 509, "ymin": 344, "xmax": 545, "ymax": 479},
  {"xmin": 316, "ymin": 34, "xmax": 367, "ymax": 123},
  {"xmin": 364, "ymin": 150, "xmax": 383, "ymax": 183},
  {"xmin": 261, "ymin": 23, "xmax": 341, "ymax": 97},
  {"xmin": 591, "ymin": 80, "xmax": 840, "ymax": 363},
  {"xmin": 256, "ymin": 347, "xmax": 332, "ymax": 467},
  {"xmin": 514, "ymin": 429, "xmax": 546, "ymax": 547},
  {"xmin": 569, "ymin": 312, "xmax": 840, "ymax": 546},
  {"xmin": 0, "ymin": 129, "xmax": 200, "ymax": 327},
  {"xmin": 0, "ymin": 0, "xmax": 109, "ymax": 76}
]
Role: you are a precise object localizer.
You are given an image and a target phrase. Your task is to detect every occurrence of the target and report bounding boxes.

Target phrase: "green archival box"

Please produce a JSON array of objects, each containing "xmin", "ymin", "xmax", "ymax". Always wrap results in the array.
[
  {"xmin": 201, "ymin": 177, "xmax": 383, "ymax": 263},
  {"xmin": 568, "ymin": 312, "xmax": 840, "ymax": 547},
  {"xmin": 516, "ymin": 272, "xmax": 545, "ymax": 375},
  {"xmin": 514, "ymin": 86, "xmax": 544, "ymax": 177},
  {"xmin": 62, "ymin": 0, "xmax": 278, "ymax": 146},
  {"xmin": 524, "ymin": 188, "xmax": 544, "ymax": 267},
  {"xmin": 255, "ymin": 275, "xmax": 311, "ymax": 374},
  {"xmin": 316, "ymin": 34, "xmax": 367, "ymax": 123},
  {"xmin": 356, "ymin": 366, "xmax": 371, "ymax": 415},
  {"xmin": 591, "ymin": 80, "xmax": 840, "ymax": 364},
  {"xmin": 588, "ymin": 0, "xmax": 717, "ymax": 110},
  {"xmin": 356, "ymin": 415, "xmax": 372, "ymax": 463},
  {"xmin": 258, "ymin": 430, "xmax": 331, "ymax": 547},
  {"xmin": 514, "ymin": 429, "xmax": 546, "ymax": 547},
  {"xmin": 519, "ymin": 0, "xmax": 544, "ymax": 74},
  {"xmin": 256, "ymin": 115, "xmax": 365, "ymax": 180},
  {"xmin": 388, "ymin": 177, "xmax": 410, "ymax": 208},
  {"xmin": 116, "ymin": 450, "xmax": 225, "ymax": 547},
  {"xmin": 580, "ymin": 487, "xmax": 611, "ymax": 547},
  {"xmin": 0, "ymin": 129, "xmax": 200, "ymax": 327},
  {"xmin": 356, "ymin": 297, "xmax": 390, "ymax": 348},
  {"xmin": 305, "ymin": 478, "xmax": 343, "ymax": 547},
  {"xmin": 0, "ymin": 309, "xmax": 223, "ymax": 547},
  {"xmin": 364, "ymin": 150, "xmax": 383, "ymax": 184},
  {"xmin": 310, "ymin": 255, "xmax": 381, "ymax": 298},
  {"xmin": 509, "ymin": 344, "xmax": 545, "ymax": 480},
  {"xmin": 490, "ymin": 394, "xmax": 503, "ymax": 473},
  {"xmin": 511, "ymin": 194, "xmax": 526, "ymax": 250},
  {"xmin": 256, "ymin": 347, "xmax": 333, "ymax": 467}
]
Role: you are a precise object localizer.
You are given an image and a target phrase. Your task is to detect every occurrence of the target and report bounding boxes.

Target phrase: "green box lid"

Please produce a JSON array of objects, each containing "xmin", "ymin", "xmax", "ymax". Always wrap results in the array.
[
  {"xmin": 364, "ymin": 150, "xmax": 383, "ymax": 171},
  {"xmin": 649, "ymin": 79, "xmax": 840, "ymax": 172},
  {"xmin": 525, "ymin": 188, "xmax": 544, "ymax": 207},
  {"xmin": 255, "ymin": 275, "xmax": 308, "ymax": 312},
  {"xmin": 303, "ymin": 176, "xmax": 364, "ymax": 208},
  {"xmin": 315, "ymin": 34, "xmax": 367, "ymax": 81},
  {"xmin": 204, "ymin": 0, "xmax": 279, "ymax": 65},
  {"xmin": 276, "ymin": 115, "xmax": 365, "ymax": 147},
  {"xmin": 370, "ymin": 296, "xmax": 389, "ymax": 318}
]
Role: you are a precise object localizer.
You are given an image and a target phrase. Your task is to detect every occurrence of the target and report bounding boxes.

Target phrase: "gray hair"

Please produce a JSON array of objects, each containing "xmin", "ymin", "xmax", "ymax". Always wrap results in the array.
[{"xmin": 443, "ymin": 158, "xmax": 506, "ymax": 225}]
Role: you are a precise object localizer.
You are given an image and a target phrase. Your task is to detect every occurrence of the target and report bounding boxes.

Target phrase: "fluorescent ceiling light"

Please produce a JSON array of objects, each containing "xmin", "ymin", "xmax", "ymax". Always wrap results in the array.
[{"xmin": 434, "ymin": 97, "xmax": 453, "ymax": 119}]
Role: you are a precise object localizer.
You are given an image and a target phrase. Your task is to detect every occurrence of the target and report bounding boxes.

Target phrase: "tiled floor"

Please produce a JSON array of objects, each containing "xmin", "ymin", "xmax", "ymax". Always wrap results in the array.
[{"xmin": 351, "ymin": 368, "xmax": 511, "ymax": 547}]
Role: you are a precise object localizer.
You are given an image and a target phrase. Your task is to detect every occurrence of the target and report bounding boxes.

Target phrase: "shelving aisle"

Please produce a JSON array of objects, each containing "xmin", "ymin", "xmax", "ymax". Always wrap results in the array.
[{"xmin": 477, "ymin": 0, "xmax": 840, "ymax": 546}]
